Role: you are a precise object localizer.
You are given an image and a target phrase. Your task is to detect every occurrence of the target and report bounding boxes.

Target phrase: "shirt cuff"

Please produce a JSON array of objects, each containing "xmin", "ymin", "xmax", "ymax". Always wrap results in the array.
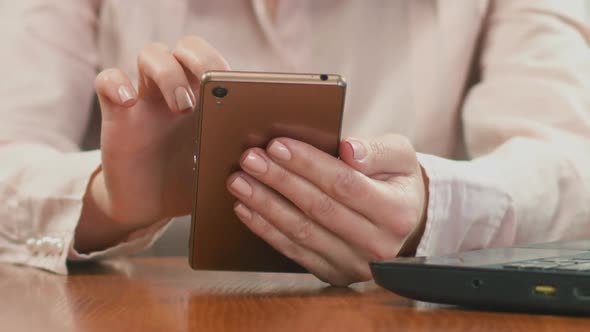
[
  {"xmin": 67, "ymin": 218, "xmax": 173, "ymax": 261},
  {"xmin": 0, "ymin": 143, "xmax": 173, "ymax": 275},
  {"xmin": 414, "ymin": 153, "xmax": 512, "ymax": 257},
  {"xmin": 0, "ymin": 147, "xmax": 102, "ymax": 274}
]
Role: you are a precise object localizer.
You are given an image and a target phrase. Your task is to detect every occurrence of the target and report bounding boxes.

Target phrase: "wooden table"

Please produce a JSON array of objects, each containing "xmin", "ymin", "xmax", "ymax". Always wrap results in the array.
[{"xmin": 1, "ymin": 257, "xmax": 589, "ymax": 331}]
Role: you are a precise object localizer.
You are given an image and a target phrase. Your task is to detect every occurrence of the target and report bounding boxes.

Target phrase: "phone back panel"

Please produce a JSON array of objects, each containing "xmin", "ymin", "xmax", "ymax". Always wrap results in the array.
[{"xmin": 189, "ymin": 72, "xmax": 346, "ymax": 272}]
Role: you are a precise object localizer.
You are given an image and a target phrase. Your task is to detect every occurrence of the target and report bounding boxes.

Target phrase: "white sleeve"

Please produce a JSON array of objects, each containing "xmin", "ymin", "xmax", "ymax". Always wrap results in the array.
[
  {"xmin": 0, "ymin": 1, "xmax": 169, "ymax": 274},
  {"xmin": 415, "ymin": 0, "xmax": 590, "ymax": 256}
]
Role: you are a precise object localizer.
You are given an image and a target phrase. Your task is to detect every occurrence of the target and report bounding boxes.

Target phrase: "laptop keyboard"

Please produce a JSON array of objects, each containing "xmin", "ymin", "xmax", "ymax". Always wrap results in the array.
[{"xmin": 502, "ymin": 253, "xmax": 590, "ymax": 272}]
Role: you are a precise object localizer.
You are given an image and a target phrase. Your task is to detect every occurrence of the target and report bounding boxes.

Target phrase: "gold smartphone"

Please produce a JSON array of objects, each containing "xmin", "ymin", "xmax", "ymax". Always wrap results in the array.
[{"xmin": 189, "ymin": 71, "xmax": 347, "ymax": 272}]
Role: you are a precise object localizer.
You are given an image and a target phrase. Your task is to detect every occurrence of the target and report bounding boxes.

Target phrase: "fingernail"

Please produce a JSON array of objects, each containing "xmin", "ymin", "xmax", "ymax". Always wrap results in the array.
[
  {"xmin": 242, "ymin": 152, "xmax": 268, "ymax": 174},
  {"xmin": 230, "ymin": 176, "xmax": 252, "ymax": 197},
  {"xmin": 234, "ymin": 203, "xmax": 252, "ymax": 220},
  {"xmin": 175, "ymin": 86, "xmax": 195, "ymax": 111},
  {"xmin": 346, "ymin": 139, "xmax": 367, "ymax": 160},
  {"xmin": 268, "ymin": 141, "xmax": 291, "ymax": 161},
  {"xmin": 118, "ymin": 86, "xmax": 135, "ymax": 104}
]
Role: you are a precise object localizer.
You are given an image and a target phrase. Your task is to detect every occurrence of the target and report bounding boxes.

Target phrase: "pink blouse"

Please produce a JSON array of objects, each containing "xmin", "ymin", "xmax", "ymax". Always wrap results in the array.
[{"xmin": 1, "ymin": 0, "xmax": 590, "ymax": 274}]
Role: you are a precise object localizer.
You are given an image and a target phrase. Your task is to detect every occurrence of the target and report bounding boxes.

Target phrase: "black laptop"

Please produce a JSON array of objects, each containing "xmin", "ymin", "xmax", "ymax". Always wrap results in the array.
[{"xmin": 370, "ymin": 240, "xmax": 590, "ymax": 315}]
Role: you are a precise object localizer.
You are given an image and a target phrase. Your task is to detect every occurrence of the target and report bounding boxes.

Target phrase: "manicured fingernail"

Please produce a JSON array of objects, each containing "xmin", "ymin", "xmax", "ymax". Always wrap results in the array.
[
  {"xmin": 242, "ymin": 152, "xmax": 268, "ymax": 173},
  {"xmin": 118, "ymin": 86, "xmax": 135, "ymax": 104},
  {"xmin": 234, "ymin": 203, "xmax": 252, "ymax": 220},
  {"xmin": 175, "ymin": 86, "xmax": 195, "ymax": 111},
  {"xmin": 230, "ymin": 176, "xmax": 252, "ymax": 197},
  {"xmin": 268, "ymin": 141, "xmax": 291, "ymax": 161},
  {"xmin": 346, "ymin": 139, "xmax": 367, "ymax": 161}
]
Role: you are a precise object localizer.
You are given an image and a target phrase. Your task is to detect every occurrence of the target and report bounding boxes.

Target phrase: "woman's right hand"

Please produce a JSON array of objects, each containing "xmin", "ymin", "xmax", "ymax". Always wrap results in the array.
[{"xmin": 75, "ymin": 36, "xmax": 229, "ymax": 252}]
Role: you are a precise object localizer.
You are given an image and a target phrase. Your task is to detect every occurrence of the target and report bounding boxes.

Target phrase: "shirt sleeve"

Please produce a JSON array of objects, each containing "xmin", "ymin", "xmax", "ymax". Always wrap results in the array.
[
  {"xmin": 0, "ymin": 1, "xmax": 169, "ymax": 274},
  {"xmin": 415, "ymin": 0, "xmax": 590, "ymax": 257}
]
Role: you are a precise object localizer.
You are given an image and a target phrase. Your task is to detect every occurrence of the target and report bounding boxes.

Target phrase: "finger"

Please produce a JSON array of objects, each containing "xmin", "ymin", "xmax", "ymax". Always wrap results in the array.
[
  {"xmin": 232, "ymin": 201, "xmax": 355, "ymax": 286},
  {"xmin": 137, "ymin": 42, "xmax": 196, "ymax": 113},
  {"xmin": 95, "ymin": 68, "xmax": 137, "ymax": 110},
  {"xmin": 340, "ymin": 134, "xmax": 418, "ymax": 176},
  {"xmin": 227, "ymin": 173, "xmax": 372, "ymax": 282},
  {"xmin": 264, "ymin": 139, "xmax": 411, "ymax": 236},
  {"xmin": 172, "ymin": 36, "xmax": 230, "ymax": 98},
  {"xmin": 236, "ymin": 150, "xmax": 402, "ymax": 260}
]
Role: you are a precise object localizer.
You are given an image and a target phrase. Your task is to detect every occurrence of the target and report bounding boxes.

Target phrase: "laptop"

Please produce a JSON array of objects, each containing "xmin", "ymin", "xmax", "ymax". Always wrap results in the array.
[{"xmin": 370, "ymin": 240, "xmax": 590, "ymax": 315}]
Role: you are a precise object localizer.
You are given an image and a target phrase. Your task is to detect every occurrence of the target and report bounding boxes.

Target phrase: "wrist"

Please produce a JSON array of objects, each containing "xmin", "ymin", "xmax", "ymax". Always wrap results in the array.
[
  {"xmin": 75, "ymin": 169, "xmax": 135, "ymax": 253},
  {"xmin": 397, "ymin": 164, "xmax": 429, "ymax": 257}
]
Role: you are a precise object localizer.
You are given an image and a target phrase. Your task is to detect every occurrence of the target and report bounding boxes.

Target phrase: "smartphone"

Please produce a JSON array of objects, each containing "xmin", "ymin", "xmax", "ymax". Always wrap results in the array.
[{"xmin": 189, "ymin": 71, "xmax": 347, "ymax": 272}]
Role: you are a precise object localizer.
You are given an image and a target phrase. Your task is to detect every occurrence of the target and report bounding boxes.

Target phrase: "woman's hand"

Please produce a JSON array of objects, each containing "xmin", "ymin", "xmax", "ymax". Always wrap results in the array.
[
  {"xmin": 75, "ymin": 36, "xmax": 229, "ymax": 252},
  {"xmin": 227, "ymin": 135, "xmax": 429, "ymax": 286}
]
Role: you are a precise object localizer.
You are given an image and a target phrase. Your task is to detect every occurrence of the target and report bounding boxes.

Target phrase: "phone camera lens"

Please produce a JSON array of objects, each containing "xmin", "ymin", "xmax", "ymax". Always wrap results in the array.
[
  {"xmin": 320, "ymin": 74, "xmax": 328, "ymax": 81},
  {"xmin": 212, "ymin": 86, "xmax": 228, "ymax": 98}
]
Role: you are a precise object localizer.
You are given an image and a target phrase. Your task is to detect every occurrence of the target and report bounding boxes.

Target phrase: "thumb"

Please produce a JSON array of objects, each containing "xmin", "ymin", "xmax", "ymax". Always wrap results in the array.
[
  {"xmin": 95, "ymin": 68, "xmax": 138, "ymax": 119},
  {"xmin": 339, "ymin": 134, "xmax": 417, "ymax": 176}
]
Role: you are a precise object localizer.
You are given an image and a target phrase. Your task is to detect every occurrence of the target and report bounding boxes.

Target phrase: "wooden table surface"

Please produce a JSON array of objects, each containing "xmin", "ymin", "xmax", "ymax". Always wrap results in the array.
[{"xmin": 1, "ymin": 257, "xmax": 589, "ymax": 332}]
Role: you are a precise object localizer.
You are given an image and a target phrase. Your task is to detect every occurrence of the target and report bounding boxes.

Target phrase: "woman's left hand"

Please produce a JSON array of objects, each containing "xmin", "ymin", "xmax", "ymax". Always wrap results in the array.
[{"xmin": 226, "ymin": 134, "xmax": 429, "ymax": 286}]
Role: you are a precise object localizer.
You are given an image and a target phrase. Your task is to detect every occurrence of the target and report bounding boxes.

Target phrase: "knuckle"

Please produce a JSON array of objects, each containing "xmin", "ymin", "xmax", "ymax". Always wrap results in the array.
[
  {"xmin": 150, "ymin": 65, "xmax": 176, "ymax": 85},
  {"xmin": 186, "ymin": 55, "xmax": 205, "ymax": 72},
  {"xmin": 171, "ymin": 46, "xmax": 185, "ymax": 60},
  {"xmin": 381, "ymin": 134, "xmax": 413, "ymax": 153},
  {"xmin": 297, "ymin": 143, "xmax": 314, "ymax": 166},
  {"xmin": 173, "ymin": 37, "xmax": 200, "ymax": 61},
  {"xmin": 173, "ymin": 36, "xmax": 226, "ymax": 72},
  {"xmin": 291, "ymin": 216, "xmax": 314, "ymax": 243},
  {"xmin": 399, "ymin": 136, "xmax": 413, "ymax": 152},
  {"xmin": 401, "ymin": 151, "xmax": 417, "ymax": 167},
  {"xmin": 272, "ymin": 164, "xmax": 291, "ymax": 185},
  {"xmin": 252, "ymin": 213, "xmax": 273, "ymax": 237},
  {"xmin": 138, "ymin": 43, "xmax": 168, "ymax": 61},
  {"xmin": 308, "ymin": 193, "xmax": 336, "ymax": 220},
  {"xmin": 368, "ymin": 140, "xmax": 390, "ymax": 157},
  {"xmin": 331, "ymin": 170, "xmax": 361, "ymax": 201},
  {"xmin": 253, "ymin": 191, "xmax": 273, "ymax": 215},
  {"xmin": 137, "ymin": 46, "xmax": 177, "ymax": 84},
  {"xmin": 174, "ymin": 36, "xmax": 193, "ymax": 51},
  {"xmin": 393, "ymin": 135, "xmax": 416, "ymax": 161},
  {"xmin": 280, "ymin": 241, "xmax": 301, "ymax": 261}
]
